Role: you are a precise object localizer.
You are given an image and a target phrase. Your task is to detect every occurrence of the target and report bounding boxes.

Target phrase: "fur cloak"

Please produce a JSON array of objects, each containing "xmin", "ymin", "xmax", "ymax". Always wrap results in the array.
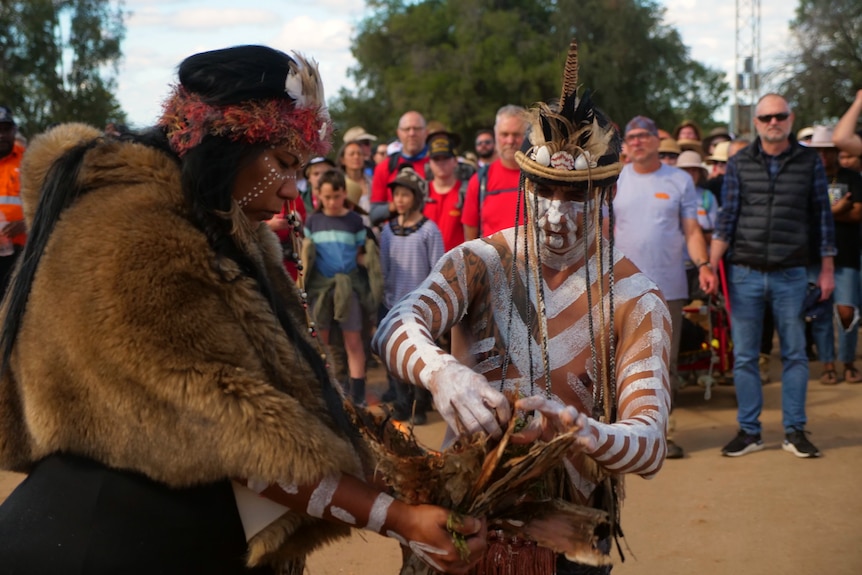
[{"xmin": 0, "ymin": 123, "xmax": 364, "ymax": 568}]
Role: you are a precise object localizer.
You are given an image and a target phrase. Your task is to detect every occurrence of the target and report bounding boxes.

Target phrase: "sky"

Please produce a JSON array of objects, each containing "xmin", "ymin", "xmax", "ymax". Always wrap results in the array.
[{"xmin": 115, "ymin": 0, "xmax": 798, "ymax": 129}]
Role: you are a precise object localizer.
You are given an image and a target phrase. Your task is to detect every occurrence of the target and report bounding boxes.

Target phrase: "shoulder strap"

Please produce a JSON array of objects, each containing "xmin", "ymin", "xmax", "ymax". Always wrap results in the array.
[
  {"xmin": 455, "ymin": 179, "xmax": 469, "ymax": 210},
  {"xmin": 477, "ymin": 164, "xmax": 490, "ymax": 236},
  {"xmin": 387, "ymin": 152, "xmax": 400, "ymax": 174}
]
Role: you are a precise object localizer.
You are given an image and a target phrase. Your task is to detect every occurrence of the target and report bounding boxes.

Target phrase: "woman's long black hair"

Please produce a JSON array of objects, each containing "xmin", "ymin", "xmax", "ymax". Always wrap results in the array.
[{"xmin": 0, "ymin": 45, "xmax": 358, "ymax": 441}]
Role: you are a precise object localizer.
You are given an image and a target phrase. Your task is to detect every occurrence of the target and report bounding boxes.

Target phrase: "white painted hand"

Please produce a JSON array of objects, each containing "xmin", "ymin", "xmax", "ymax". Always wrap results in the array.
[
  {"xmin": 514, "ymin": 395, "xmax": 596, "ymax": 451},
  {"xmin": 426, "ymin": 361, "xmax": 511, "ymax": 438}
]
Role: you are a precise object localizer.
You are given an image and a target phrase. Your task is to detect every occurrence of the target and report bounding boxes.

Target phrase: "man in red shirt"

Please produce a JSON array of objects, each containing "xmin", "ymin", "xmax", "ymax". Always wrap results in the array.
[
  {"xmin": 0, "ymin": 106, "xmax": 26, "ymax": 293},
  {"xmin": 461, "ymin": 105, "xmax": 528, "ymax": 239},
  {"xmin": 424, "ymin": 130, "xmax": 467, "ymax": 251},
  {"xmin": 369, "ymin": 111, "xmax": 430, "ymax": 225}
]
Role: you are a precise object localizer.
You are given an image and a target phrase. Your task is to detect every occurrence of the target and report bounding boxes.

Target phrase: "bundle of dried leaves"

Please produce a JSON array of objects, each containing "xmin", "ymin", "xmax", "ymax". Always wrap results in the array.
[{"xmin": 346, "ymin": 400, "xmax": 611, "ymax": 574}]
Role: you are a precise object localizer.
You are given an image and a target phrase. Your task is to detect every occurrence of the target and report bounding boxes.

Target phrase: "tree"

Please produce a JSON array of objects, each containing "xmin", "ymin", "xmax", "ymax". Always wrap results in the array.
[
  {"xmin": 772, "ymin": 0, "xmax": 862, "ymax": 127},
  {"xmin": 330, "ymin": 0, "xmax": 729, "ymax": 147},
  {"xmin": 0, "ymin": 0, "xmax": 126, "ymax": 139}
]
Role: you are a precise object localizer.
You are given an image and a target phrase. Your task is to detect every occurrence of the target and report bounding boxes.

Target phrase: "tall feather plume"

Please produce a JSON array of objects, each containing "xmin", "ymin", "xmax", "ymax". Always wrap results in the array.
[
  {"xmin": 559, "ymin": 40, "xmax": 580, "ymax": 130},
  {"xmin": 561, "ymin": 39, "xmax": 579, "ymax": 104}
]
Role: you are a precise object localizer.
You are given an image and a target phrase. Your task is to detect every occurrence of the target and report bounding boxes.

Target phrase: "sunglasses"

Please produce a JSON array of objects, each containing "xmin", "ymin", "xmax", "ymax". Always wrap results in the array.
[
  {"xmin": 756, "ymin": 112, "xmax": 790, "ymax": 123},
  {"xmin": 658, "ymin": 152, "xmax": 679, "ymax": 160},
  {"xmin": 475, "ymin": 139, "xmax": 493, "ymax": 146}
]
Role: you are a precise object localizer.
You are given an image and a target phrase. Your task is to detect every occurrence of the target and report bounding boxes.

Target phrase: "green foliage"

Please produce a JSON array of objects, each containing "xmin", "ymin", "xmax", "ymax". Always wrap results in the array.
[
  {"xmin": 0, "ymin": 0, "xmax": 127, "ymax": 139},
  {"xmin": 332, "ymin": 0, "xmax": 729, "ymax": 146},
  {"xmin": 774, "ymin": 0, "xmax": 862, "ymax": 127}
]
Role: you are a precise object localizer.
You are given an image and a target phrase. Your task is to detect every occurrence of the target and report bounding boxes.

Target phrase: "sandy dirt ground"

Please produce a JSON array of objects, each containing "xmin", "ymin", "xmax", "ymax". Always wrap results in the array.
[{"xmin": 2, "ymin": 355, "xmax": 862, "ymax": 574}]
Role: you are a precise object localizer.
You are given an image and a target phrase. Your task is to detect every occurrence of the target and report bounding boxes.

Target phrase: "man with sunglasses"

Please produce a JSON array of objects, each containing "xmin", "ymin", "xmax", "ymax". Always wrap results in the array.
[
  {"xmin": 473, "ymin": 128, "xmax": 497, "ymax": 168},
  {"xmin": 710, "ymin": 93, "xmax": 835, "ymax": 459}
]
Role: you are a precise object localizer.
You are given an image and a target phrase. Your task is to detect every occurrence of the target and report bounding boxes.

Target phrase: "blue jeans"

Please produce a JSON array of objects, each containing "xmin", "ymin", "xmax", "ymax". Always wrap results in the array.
[
  {"xmin": 835, "ymin": 266, "xmax": 860, "ymax": 363},
  {"xmin": 728, "ymin": 265, "xmax": 809, "ymax": 434},
  {"xmin": 807, "ymin": 265, "xmax": 860, "ymax": 364}
]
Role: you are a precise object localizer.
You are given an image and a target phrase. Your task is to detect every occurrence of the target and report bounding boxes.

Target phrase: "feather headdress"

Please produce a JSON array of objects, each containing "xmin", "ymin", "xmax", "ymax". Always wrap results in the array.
[
  {"xmin": 158, "ymin": 51, "xmax": 332, "ymax": 158},
  {"xmin": 515, "ymin": 40, "xmax": 621, "ymax": 190}
]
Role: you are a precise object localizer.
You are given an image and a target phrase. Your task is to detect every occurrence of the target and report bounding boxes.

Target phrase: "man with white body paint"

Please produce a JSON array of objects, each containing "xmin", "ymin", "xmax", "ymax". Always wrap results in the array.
[{"xmin": 373, "ymin": 40, "xmax": 671, "ymax": 574}]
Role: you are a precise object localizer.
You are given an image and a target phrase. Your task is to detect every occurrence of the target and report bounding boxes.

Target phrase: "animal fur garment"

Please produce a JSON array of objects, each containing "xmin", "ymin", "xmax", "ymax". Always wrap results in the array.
[{"xmin": 1, "ymin": 123, "xmax": 365, "ymax": 569}]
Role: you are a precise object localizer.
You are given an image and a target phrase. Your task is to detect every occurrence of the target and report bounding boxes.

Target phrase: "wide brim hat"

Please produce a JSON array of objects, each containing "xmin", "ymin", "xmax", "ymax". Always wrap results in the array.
[
  {"xmin": 676, "ymin": 150, "xmax": 708, "ymax": 177},
  {"xmin": 702, "ymin": 126, "xmax": 731, "ymax": 152},
  {"xmin": 677, "ymin": 138, "xmax": 704, "ymax": 156},
  {"xmin": 515, "ymin": 40, "xmax": 622, "ymax": 191},
  {"xmin": 658, "ymin": 138, "xmax": 681, "ymax": 155},
  {"xmin": 796, "ymin": 126, "xmax": 815, "ymax": 142},
  {"xmin": 707, "ymin": 140, "xmax": 730, "ymax": 163},
  {"xmin": 806, "ymin": 125, "xmax": 836, "ymax": 148},
  {"xmin": 342, "ymin": 126, "xmax": 377, "ymax": 143}
]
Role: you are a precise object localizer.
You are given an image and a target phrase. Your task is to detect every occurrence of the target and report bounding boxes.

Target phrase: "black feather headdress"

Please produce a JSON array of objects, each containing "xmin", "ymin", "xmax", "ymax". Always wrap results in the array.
[{"xmin": 515, "ymin": 40, "xmax": 621, "ymax": 190}]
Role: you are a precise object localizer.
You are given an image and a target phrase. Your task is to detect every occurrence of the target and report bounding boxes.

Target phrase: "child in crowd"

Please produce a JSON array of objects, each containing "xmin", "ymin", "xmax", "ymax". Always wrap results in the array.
[
  {"xmin": 304, "ymin": 169, "xmax": 372, "ymax": 405},
  {"xmin": 677, "ymin": 150, "xmax": 717, "ymax": 299},
  {"xmin": 299, "ymin": 156, "xmax": 336, "ymax": 214},
  {"xmin": 379, "ymin": 165, "xmax": 444, "ymax": 424}
]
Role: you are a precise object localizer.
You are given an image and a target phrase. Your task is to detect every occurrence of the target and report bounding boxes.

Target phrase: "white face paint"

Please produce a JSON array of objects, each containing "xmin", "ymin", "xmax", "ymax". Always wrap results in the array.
[{"xmin": 530, "ymin": 192, "xmax": 587, "ymax": 271}]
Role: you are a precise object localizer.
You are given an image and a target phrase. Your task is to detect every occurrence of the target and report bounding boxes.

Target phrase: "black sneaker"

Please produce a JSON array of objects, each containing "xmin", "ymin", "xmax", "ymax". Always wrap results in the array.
[
  {"xmin": 782, "ymin": 429, "xmax": 821, "ymax": 458},
  {"xmin": 666, "ymin": 439, "xmax": 684, "ymax": 459},
  {"xmin": 721, "ymin": 430, "xmax": 764, "ymax": 457}
]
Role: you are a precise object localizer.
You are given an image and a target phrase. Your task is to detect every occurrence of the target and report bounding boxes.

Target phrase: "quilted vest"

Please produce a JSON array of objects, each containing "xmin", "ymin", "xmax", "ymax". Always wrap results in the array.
[{"xmin": 729, "ymin": 142, "xmax": 819, "ymax": 269}]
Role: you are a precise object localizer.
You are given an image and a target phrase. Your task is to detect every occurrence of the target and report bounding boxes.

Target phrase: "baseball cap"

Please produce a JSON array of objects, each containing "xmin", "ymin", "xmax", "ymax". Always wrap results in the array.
[
  {"xmin": 427, "ymin": 131, "xmax": 460, "ymax": 159},
  {"xmin": 0, "ymin": 106, "xmax": 15, "ymax": 125},
  {"xmin": 303, "ymin": 156, "xmax": 336, "ymax": 178}
]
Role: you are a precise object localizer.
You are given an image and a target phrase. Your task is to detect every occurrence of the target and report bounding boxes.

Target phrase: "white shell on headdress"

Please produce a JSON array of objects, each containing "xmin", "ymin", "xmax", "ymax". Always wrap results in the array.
[
  {"xmin": 534, "ymin": 145, "xmax": 551, "ymax": 167},
  {"xmin": 574, "ymin": 154, "xmax": 588, "ymax": 170}
]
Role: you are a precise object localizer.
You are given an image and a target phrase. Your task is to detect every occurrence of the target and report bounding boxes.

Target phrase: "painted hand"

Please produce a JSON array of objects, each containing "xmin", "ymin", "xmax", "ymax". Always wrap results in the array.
[
  {"xmin": 512, "ymin": 395, "xmax": 596, "ymax": 451},
  {"xmin": 426, "ymin": 362, "xmax": 511, "ymax": 438}
]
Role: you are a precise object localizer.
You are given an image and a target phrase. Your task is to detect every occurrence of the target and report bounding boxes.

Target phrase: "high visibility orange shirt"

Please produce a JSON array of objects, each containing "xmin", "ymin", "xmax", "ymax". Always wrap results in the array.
[{"xmin": 0, "ymin": 141, "xmax": 26, "ymax": 246}]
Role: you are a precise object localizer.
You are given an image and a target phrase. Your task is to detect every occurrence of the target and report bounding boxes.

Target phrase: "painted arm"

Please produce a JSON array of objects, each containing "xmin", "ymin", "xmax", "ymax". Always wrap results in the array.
[
  {"xmin": 248, "ymin": 473, "xmax": 486, "ymax": 574},
  {"xmin": 372, "ymin": 247, "xmax": 510, "ymax": 437},
  {"xmin": 514, "ymin": 286, "xmax": 672, "ymax": 478}
]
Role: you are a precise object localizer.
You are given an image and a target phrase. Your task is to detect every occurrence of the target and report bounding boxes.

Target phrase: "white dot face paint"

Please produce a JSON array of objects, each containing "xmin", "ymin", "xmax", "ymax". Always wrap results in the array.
[{"xmin": 237, "ymin": 155, "xmax": 295, "ymax": 207}]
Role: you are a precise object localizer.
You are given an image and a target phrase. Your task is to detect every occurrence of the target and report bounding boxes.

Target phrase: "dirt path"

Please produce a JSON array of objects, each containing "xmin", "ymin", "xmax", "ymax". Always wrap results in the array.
[
  {"xmin": 305, "ymin": 370, "xmax": 862, "ymax": 575},
  {"xmin": 3, "ymin": 363, "xmax": 862, "ymax": 574}
]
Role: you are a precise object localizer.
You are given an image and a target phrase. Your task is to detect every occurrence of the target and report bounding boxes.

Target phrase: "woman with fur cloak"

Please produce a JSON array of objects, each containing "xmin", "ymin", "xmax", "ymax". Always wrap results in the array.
[{"xmin": 0, "ymin": 45, "xmax": 485, "ymax": 574}]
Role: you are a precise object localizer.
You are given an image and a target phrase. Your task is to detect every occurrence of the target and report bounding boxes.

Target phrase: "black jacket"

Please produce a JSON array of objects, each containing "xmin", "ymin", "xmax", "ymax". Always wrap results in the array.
[{"xmin": 729, "ymin": 140, "xmax": 822, "ymax": 270}]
